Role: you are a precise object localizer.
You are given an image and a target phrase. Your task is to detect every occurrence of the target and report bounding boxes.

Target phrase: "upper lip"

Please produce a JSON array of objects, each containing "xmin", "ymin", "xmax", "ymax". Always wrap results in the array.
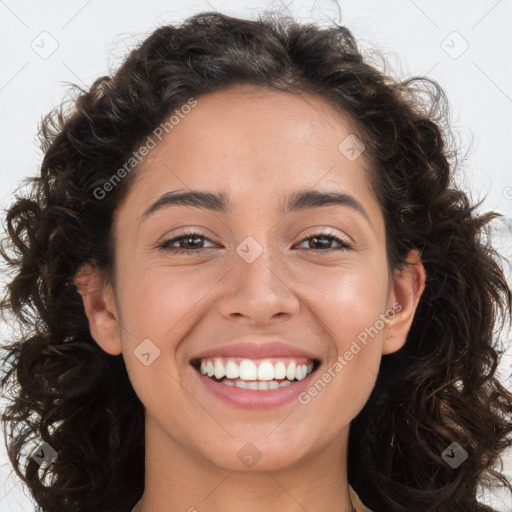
[{"xmin": 189, "ymin": 341, "xmax": 321, "ymax": 362}]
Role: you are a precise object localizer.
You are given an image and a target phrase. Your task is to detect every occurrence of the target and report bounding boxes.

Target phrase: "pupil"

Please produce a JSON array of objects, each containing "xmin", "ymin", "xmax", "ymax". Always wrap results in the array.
[
  {"xmin": 312, "ymin": 236, "xmax": 329, "ymax": 249},
  {"xmin": 184, "ymin": 235, "xmax": 202, "ymax": 249}
]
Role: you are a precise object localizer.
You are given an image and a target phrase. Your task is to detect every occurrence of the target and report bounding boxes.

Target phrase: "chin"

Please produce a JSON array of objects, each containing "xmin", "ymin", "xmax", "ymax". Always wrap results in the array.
[{"xmin": 196, "ymin": 429, "xmax": 317, "ymax": 472}]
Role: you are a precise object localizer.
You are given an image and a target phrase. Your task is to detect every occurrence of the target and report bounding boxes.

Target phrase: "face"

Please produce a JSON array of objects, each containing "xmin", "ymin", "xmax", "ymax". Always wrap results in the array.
[{"xmin": 78, "ymin": 85, "xmax": 425, "ymax": 473}]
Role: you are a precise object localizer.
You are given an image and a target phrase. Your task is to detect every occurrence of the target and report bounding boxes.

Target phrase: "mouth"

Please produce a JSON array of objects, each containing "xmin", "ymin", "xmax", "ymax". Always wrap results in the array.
[{"xmin": 190, "ymin": 356, "xmax": 321, "ymax": 390}]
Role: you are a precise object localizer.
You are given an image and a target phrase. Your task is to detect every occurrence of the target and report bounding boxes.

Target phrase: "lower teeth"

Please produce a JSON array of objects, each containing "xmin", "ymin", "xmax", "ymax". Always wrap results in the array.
[{"xmin": 219, "ymin": 378, "xmax": 295, "ymax": 390}]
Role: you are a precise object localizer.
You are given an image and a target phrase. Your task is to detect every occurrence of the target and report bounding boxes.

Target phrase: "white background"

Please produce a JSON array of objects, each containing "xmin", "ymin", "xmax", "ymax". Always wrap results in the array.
[{"xmin": 0, "ymin": 1, "xmax": 511, "ymax": 511}]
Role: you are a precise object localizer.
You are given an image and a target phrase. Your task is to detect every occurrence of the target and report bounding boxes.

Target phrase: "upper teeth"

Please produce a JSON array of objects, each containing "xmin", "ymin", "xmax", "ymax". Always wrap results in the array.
[{"xmin": 199, "ymin": 357, "xmax": 314, "ymax": 381}]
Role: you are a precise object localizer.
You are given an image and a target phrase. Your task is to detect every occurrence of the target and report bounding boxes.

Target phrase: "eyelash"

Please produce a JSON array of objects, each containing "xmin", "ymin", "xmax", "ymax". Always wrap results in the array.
[{"xmin": 157, "ymin": 229, "xmax": 353, "ymax": 254}]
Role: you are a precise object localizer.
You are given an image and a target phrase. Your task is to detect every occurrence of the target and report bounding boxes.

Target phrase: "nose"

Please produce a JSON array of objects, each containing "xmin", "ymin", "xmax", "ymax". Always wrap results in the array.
[{"xmin": 216, "ymin": 241, "xmax": 300, "ymax": 325}]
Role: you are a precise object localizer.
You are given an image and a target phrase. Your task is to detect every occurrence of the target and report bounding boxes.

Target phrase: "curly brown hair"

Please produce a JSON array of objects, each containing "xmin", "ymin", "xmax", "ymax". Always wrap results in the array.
[{"xmin": 1, "ymin": 11, "xmax": 511, "ymax": 512}]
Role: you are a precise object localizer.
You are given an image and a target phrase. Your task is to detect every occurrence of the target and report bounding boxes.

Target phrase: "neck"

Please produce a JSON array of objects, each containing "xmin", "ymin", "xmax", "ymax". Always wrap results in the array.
[{"xmin": 135, "ymin": 414, "xmax": 356, "ymax": 512}]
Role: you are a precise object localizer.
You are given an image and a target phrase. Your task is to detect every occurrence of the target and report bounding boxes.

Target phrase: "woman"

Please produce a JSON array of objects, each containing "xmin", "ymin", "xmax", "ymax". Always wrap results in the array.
[{"xmin": 1, "ymin": 11, "xmax": 511, "ymax": 512}]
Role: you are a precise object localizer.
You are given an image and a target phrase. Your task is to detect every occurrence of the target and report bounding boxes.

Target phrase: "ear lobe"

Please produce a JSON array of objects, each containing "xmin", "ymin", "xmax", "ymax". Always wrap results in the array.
[
  {"xmin": 73, "ymin": 264, "xmax": 122, "ymax": 356},
  {"xmin": 382, "ymin": 249, "xmax": 426, "ymax": 355}
]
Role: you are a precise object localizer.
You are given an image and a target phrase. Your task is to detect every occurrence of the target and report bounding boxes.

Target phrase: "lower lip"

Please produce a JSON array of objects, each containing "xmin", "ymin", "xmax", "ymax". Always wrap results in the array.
[{"xmin": 191, "ymin": 365, "xmax": 319, "ymax": 410}]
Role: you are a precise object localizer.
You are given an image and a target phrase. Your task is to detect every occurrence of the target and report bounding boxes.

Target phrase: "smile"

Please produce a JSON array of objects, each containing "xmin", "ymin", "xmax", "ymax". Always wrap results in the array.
[
  {"xmin": 194, "ymin": 356, "xmax": 316, "ymax": 389},
  {"xmin": 190, "ymin": 356, "xmax": 321, "ymax": 408}
]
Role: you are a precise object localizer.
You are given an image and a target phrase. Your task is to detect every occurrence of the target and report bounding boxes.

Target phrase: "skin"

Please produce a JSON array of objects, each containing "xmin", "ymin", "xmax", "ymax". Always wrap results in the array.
[{"xmin": 75, "ymin": 85, "xmax": 426, "ymax": 512}]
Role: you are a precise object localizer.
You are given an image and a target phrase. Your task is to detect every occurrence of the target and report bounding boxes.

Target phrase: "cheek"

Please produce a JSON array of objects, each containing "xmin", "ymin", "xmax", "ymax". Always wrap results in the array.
[
  {"xmin": 115, "ymin": 262, "xmax": 214, "ymax": 399},
  {"xmin": 323, "ymin": 273, "xmax": 387, "ymax": 351},
  {"xmin": 297, "ymin": 255, "xmax": 389, "ymax": 346},
  {"xmin": 295, "ymin": 259, "xmax": 387, "ymax": 415},
  {"xmin": 116, "ymin": 260, "xmax": 212, "ymax": 342}
]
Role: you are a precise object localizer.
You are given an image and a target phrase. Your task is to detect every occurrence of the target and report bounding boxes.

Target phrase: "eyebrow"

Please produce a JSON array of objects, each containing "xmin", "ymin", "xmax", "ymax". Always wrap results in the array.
[{"xmin": 141, "ymin": 188, "xmax": 373, "ymax": 228}]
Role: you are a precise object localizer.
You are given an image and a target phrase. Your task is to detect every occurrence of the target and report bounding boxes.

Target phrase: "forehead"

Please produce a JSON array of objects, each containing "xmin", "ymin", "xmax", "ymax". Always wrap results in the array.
[
  {"xmin": 117, "ymin": 85, "xmax": 380, "ymax": 226},
  {"xmin": 165, "ymin": 85, "xmax": 358, "ymax": 153}
]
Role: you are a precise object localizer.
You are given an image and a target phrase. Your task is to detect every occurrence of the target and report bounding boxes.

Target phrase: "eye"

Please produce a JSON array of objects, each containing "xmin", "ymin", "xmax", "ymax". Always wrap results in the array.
[
  {"xmin": 295, "ymin": 232, "xmax": 352, "ymax": 252},
  {"xmin": 157, "ymin": 230, "xmax": 217, "ymax": 254}
]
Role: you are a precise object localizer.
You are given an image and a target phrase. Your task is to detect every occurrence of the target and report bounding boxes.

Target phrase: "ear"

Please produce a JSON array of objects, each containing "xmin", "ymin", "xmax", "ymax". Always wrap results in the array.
[
  {"xmin": 73, "ymin": 264, "xmax": 122, "ymax": 356},
  {"xmin": 382, "ymin": 249, "xmax": 426, "ymax": 355}
]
